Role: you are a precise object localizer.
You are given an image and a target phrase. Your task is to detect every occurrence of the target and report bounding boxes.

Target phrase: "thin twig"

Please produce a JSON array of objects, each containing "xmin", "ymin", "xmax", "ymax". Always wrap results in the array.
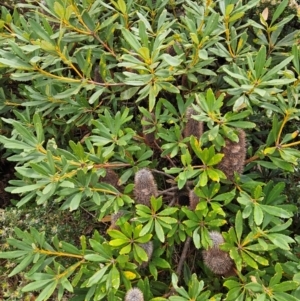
[
  {"xmin": 154, "ymin": 141, "xmax": 177, "ymax": 167},
  {"xmin": 176, "ymin": 236, "xmax": 192, "ymax": 278},
  {"xmin": 168, "ymin": 197, "xmax": 177, "ymax": 207},
  {"xmin": 151, "ymin": 169, "xmax": 175, "ymax": 179},
  {"xmin": 164, "ymin": 237, "xmax": 193, "ymax": 298},
  {"xmin": 158, "ymin": 186, "xmax": 178, "ymax": 194},
  {"xmin": 80, "ymin": 206, "xmax": 96, "ymax": 219}
]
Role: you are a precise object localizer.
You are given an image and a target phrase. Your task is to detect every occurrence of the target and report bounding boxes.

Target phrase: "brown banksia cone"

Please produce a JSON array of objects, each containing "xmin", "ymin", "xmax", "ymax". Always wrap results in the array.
[
  {"xmin": 142, "ymin": 113, "xmax": 156, "ymax": 147},
  {"xmin": 182, "ymin": 107, "xmax": 203, "ymax": 140},
  {"xmin": 202, "ymin": 231, "xmax": 234, "ymax": 276},
  {"xmin": 101, "ymin": 169, "xmax": 120, "ymax": 188},
  {"xmin": 125, "ymin": 287, "xmax": 144, "ymax": 301},
  {"xmin": 139, "ymin": 241, "xmax": 154, "ymax": 268},
  {"xmin": 217, "ymin": 129, "xmax": 246, "ymax": 181},
  {"xmin": 93, "ymin": 65, "xmax": 104, "ymax": 83},
  {"xmin": 134, "ymin": 168, "xmax": 158, "ymax": 207},
  {"xmin": 189, "ymin": 190, "xmax": 199, "ymax": 210}
]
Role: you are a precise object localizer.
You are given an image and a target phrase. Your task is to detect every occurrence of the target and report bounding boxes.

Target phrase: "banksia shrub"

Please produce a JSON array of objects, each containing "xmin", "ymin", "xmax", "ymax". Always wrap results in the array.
[
  {"xmin": 182, "ymin": 107, "xmax": 203, "ymax": 140},
  {"xmin": 139, "ymin": 241, "xmax": 154, "ymax": 268},
  {"xmin": 125, "ymin": 287, "xmax": 144, "ymax": 301},
  {"xmin": 1, "ymin": 0, "xmax": 300, "ymax": 300},
  {"xmin": 134, "ymin": 169, "xmax": 158, "ymax": 206},
  {"xmin": 202, "ymin": 231, "xmax": 234, "ymax": 276},
  {"xmin": 216, "ymin": 129, "xmax": 246, "ymax": 181}
]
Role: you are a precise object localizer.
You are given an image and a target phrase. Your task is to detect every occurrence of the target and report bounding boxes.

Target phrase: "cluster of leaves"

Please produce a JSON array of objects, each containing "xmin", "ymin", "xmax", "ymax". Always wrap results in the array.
[
  {"xmin": 0, "ymin": 204, "xmax": 95, "ymax": 300},
  {"xmin": 0, "ymin": 0, "xmax": 300, "ymax": 300}
]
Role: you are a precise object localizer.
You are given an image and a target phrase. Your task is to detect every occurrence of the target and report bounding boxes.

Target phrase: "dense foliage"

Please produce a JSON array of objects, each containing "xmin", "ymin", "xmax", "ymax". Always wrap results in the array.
[{"xmin": 0, "ymin": 0, "xmax": 300, "ymax": 300}]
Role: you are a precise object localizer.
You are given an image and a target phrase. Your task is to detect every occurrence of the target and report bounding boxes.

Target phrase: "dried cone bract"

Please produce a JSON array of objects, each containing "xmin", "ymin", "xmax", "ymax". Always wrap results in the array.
[
  {"xmin": 125, "ymin": 287, "xmax": 144, "ymax": 301},
  {"xmin": 217, "ymin": 129, "xmax": 246, "ymax": 181},
  {"xmin": 189, "ymin": 190, "xmax": 199, "ymax": 210},
  {"xmin": 183, "ymin": 107, "xmax": 203, "ymax": 140},
  {"xmin": 202, "ymin": 231, "xmax": 234, "ymax": 275},
  {"xmin": 109, "ymin": 211, "xmax": 124, "ymax": 230},
  {"xmin": 134, "ymin": 168, "xmax": 158, "ymax": 206}
]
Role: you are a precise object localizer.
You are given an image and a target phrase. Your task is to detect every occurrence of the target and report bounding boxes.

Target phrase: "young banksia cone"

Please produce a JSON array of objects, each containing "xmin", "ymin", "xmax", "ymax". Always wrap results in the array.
[
  {"xmin": 216, "ymin": 129, "xmax": 246, "ymax": 181},
  {"xmin": 125, "ymin": 287, "xmax": 144, "ymax": 301},
  {"xmin": 182, "ymin": 107, "xmax": 203, "ymax": 140},
  {"xmin": 139, "ymin": 241, "xmax": 154, "ymax": 268},
  {"xmin": 142, "ymin": 113, "xmax": 156, "ymax": 147},
  {"xmin": 134, "ymin": 168, "xmax": 158, "ymax": 206},
  {"xmin": 202, "ymin": 231, "xmax": 234, "ymax": 275}
]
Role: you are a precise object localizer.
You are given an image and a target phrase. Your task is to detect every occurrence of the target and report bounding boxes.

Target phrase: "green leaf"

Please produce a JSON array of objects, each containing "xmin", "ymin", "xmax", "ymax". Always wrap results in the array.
[
  {"xmin": 22, "ymin": 279, "xmax": 54, "ymax": 292},
  {"xmin": 161, "ymin": 54, "xmax": 182, "ymax": 66},
  {"xmin": 53, "ymin": 85, "xmax": 82, "ymax": 99},
  {"xmin": 157, "ymin": 82, "xmax": 180, "ymax": 94},
  {"xmin": 9, "ymin": 254, "xmax": 33, "ymax": 277},
  {"xmin": 0, "ymin": 57, "xmax": 33, "ymax": 70},
  {"xmin": 86, "ymin": 265, "xmax": 110, "ymax": 287},
  {"xmin": 225, "ymin": 4, "xmax": 234, "ymax": 15},
  {"xmin": 271, "ymin": 0, "xmax": 289, "ymax": 25},
  {"xmin": 255, "ymin": 46, "xmax": 266, "ymax": 78},
  {"xmin": 11, "ymin": 183, "xmax": 44, "ymax": 193},
  {"xmin": 235, "ymin": 211, "xmax": 243, "ymax": 242},
  {"xmin": 60, "ymin": 242, "xmax": 81, "ymax": 254},
  {"xmin": 29, "ymin": 19, "xmax": 53, "ymax": 43},
  {"xmin": 260, "ymin": 205, "xmax": 293, "ymax": 218},
  {"xmin": 121, "ymin": 29, "xmax": 142, "ymax": 52},
  {"xmin": 222, "ymin": 66, "xmax": 248, "ymax": 80},
  {"xmin": 110, "ymin": 265, "xmax": 120, "ymax": 290},
  {"xmin": 244, "ymin": 250, "xmax": 269, "ymax": 266},
  {"xmin": 117, "ymin": 0, "xmax": 127, "ymax": 14},
  {"xmin": 53, "ymin": 1, "xmax": 65, "ymax": 18},
  {"xmin": 229, "ymin": 12, "xmax": 244, "ymax": 23},
  {"xmin": 159, "ymin": 207, "xmax": 178, "ymax": 216},
  {"xmin": 33, "ymin": 113, "xmax": 44, "ymax": 144},
  {"xmin": 0, "ymin": 250, "xmax": 29, "ymax": 259},
  {"xmin": 89, "ymin": 88, "xmax": 106, "ymax": 104},
  {"xmin": 198, "ymin": 171, "xmax": 208, "ymax": 187},
  {"xmin": 84, "ymin": 254, "xmax": 107, "ymax": 262},
  {"xmin": 207, "ymin": 168, "xmax": 220, "ymax": 182},
  {"xmin": 268, "ymin": 219, "xmax": 292, "ymax": 233},
  {"xmin": 152, "ymin": 257, "xmax": 171, "ymax": 269},
  {"xmin": 241, "ymin": 250, "xmax": 258, "ymax": 269},
  {"xmin": 155, "ymin": 219, "xmax": 165, "ymax": 243},
  {"xmin": 261, "ymin": 56, "xmax": 294, "ymax": 82},
  {"xmin": 254, "ymin": 204, "xmax": 264, "ymax": 225},
  {"xmin": 272, "ymin": 281, "xmax": 298, "ymax": 292},
  {"xmin": 230, "ymin": 248, "xmax": 242, "ymax": 271},
  {"xmin": 207, "ymin": 154, "xmax": 224, "ymax": 166},
  {"xmin": 70, "ymin": 192, "xmax": 83, "ymax": 211},
  {"xmin": 34, "ymin": 280, "xmax": 58, "ymax": 301},
  {"xmin": 134, "ymin": 243, "xmax": 148, "ymax": 262},
  {"xmin": 109, "ymin": 239, "xmax": 128, "ymax": 247},
  {"xmin": 267, "ymin": 233, "xmax": 294, "ymax": 250},
  {"xmin": 120, "ymin": 87, "xmax": 140, "ymax": 100},
  {"xmin": 61, "ymin": 277, "xmax": 73, "ymax": 293}
]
